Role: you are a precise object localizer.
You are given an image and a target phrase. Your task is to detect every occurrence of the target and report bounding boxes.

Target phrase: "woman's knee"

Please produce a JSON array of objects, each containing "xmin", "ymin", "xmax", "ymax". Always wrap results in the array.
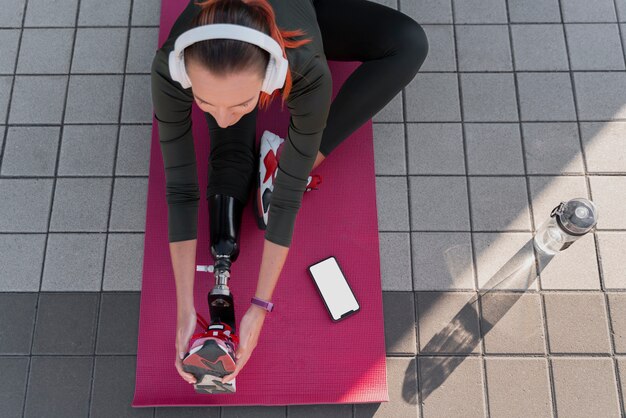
[{"xmin": 395, "ymin": 17, "xmax": 429, "ymax": 79}]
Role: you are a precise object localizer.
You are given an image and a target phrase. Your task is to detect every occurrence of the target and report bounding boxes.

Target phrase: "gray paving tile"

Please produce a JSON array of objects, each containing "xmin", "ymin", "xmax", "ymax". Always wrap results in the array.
[
  {"xmin": 373, "ymin": 91, "xmax": 403, "ymax": 123},
  {"xmin": 64, "ymin": 75, "xmax": 123, "ymax": 123},
  {"xmin": 608, "ymin": 293, "xmax": 626, "ymax": 353},
  {"xmin": 540, "ymin": 233, "xmax": 600, "ymax": 290},
  {"xmin": 0, "ymin": 234, "xmax": 46, "ymax": 292},
  {"xmin": 58, "ymin": 125, "xmax": 117, "ymax": 176},
  {"xmin": 618, "ymin": 0, "xmax": 626, "ymax": 22},
  {"xmin": 469, "ymin": 176, "xmax": 531, "ymax": 231},
  {"xmin": 405, "ymin": 73, "xmax": 461, "ymax": 122},
  {"xmin": 465, "ymin": 123, "xmax": 524, "ymax": 175},
  {"xmin": 116, "ymin": 125, "xmax": 152, "ymax": 176},
  {"xmin": 91, "ymin": 356, "xmax": 162, "ymax": 418},
  {"xmin": 574, "ymin": 72, "xmax": 626, "ymax": 120},
  {"xmin": 460, "ymin": 73, "xmax": 518, "ymax": 122},
  {"xmin": 103, "ymin": 233, "xmax": 144, "ymax": 291},
  {"xmin": 0, "ymin": 29, "xmax": 20, "ymax": 74},
  {"xmin": 456, "ymin": 25, "xmax": 512, "ymax": 71},
  {"xmin": 561, "ymin": 0, "xmax": 617, "ymax": 22},
  {"xmin": 24, "ymin": 0, "xmax": 79, "ymax": 27},
  {"xmin": 0, "ymin": 293, "xmax": 37, "ymax": 354},
  {"xmin": 370, "ymin": 0, "xmax": 397, "ymax": 9},
  {"xmin": 41, "ymin": 233, "xmax": 106, "ymax": 291},
  {"xmin": 16, "ymin": 28, "xmax": 74, "ymax": 74},
  {"xmin": 0, "ymin": 357, "xmax": 29, "ymax": 418},
  {"xmin": 508, "ymin": 0, "xmax": 561, "ymax": 22},
  {"xmin": 484, "ymin": 358, "xmax": 552, "ymax": 418},
  {"xmin": 417, "ymin": 291, "xmax": 481, "ymax": 354},
  {"xmin": 544, "ymin": 293, "xmax": 611, "ymax": 353},
  {"xmin": 71, "ymin": 28, "xmax": 128, "ymax": 73},
  {"xmin": 1, "ymin": 126, "xmax": 60, "ymax": 176},
  {"xmin": 565, "ymin": 24, "xmax": 625, "ymax": 70},
  {"xmin": 9, "ymin": 75, "xmax": 68, "ymax": 124},
  {"xmin": 96, "ymin": 292, "xmax": 140, "ymax": 354},
  {"xmin": 400, "ymin": 0, "xmax": 452, "ymax": 24},
  {"xmin": 290, "ymin": 402, "xmax": 352, "ymax": 417},
  {"xmin": 619, "ymin": 358, "xmax": 626, "ymax": 413},
  {"xmin": 597, "ymin": 232, "xmax": 626, "ymax": 289},
  {"xmin": 472, "ymin": 232, "xmax": 538, "ymax": 290},
  {"xmin": 452, "ymin": 0, "xmax": 507, "ymax": 23},
  {"xmin": 379, "ymin": 232, "xmax": 412, "ymax": 291},
  {"xmin": 551, "ymin": 358, "xmax": 621, "ymax": 418},
  {"xmin": 373, "ymin": 123, "xmax": 406, "ymax": 175},
  {"xmin": 77, "ymin": 0, "xmax": 132, "ymax": 26},
  {"xmin": 413, "ymin": 232, "xmax": 474, "ymax": 290},
  {"xmin": 49, "ymin": 177, "xmax": 112, "ymax": 232},
  {"xmin": 121, "ymin": 74, "xmax": 154, "ymax": 123},
  {"xmin": 419, "ymin": 356, "xmax": 485, "ymax": 417},
  {"xmin": 580, "ymin": 122, "xmax": 626, "ymax": 173},
  {"xmin": 511, "ymin": 24, "xmax": 569, "ymax": 71},
  {"xmin": 126, "ymin": 27, "xmax": 159, "ymax": 73},
  {"xmin": 407, "ymin": 123, "xmax": 465, "ymax": 175},
  {"xmin": 109, "ymin": 177, "xmax": 148, "ymax": 231},
  {"xmin": 132, "ymin": 0, "xmax": 162, "ymax": 26},
  {"xmin": 24, "ymin": 356, "xmax": 93, "ymax": 418},
  {"xmin": 420, "ymin": 25, "xmax": 456, "ymax": 71},
  {"xmin": 0, "ymin": 178, "xmax": 53, "ymax": 232},
  {"xmin": 355, "ymin": 357, "xmax": 418, "ymax": 418},
  {"xmin": 0, "ymin": 0, "xmax": 26, "ymax": 27},
  {"xmin": 221, "ymin": 407, "xmax": 283, "ymax": 418},
  {"xmin": 375, "ymin": 176, "xmax": 409, "ymax": 231},
  {"xmin": 522, "ymin": 122, "xmax": 585, "ymax": 175},
  {"xmin": 157, "ymin": 408, "xmax": 220, "ymax": 418},
  {"xmin": 32, "ymin": 293, "xmax": 98, "ymax": 354},
  {"xmin": 382, "ymin": 292, "xmax": 417, "ymax": 354},
  {"xmin": 589, "ymin": 175, "xmax": 626, "ymax": 229},
  {"xmin": 409, "ymin": 176, "xmax": 470, "ymax": 231},
  {"xmin": 517, "ymin": 72, "xmax": 576, "ymax": 121},
  {"xmin": 481, "ymin": 293, "xmax": 545, "ymax": 353},
  {"xmin": 0, "ymin": 76, "xmax": 11, "ymax": 121}
]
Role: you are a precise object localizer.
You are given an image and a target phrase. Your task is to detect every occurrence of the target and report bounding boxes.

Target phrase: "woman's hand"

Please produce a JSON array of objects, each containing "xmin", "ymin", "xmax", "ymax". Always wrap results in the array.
[
  {"xmin": 221, "ymin": 304, "xmax": 268, "ymax": 383},
  {"xmin": 175, "ymin": 308, "xmax": 198, "ymax": 385}
]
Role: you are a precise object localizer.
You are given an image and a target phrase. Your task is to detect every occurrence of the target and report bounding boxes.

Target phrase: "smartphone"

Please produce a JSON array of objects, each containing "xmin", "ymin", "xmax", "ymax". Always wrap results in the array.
[{"xmin": 307, "ymin": 256, "xmax": 360, "ymax": 322}]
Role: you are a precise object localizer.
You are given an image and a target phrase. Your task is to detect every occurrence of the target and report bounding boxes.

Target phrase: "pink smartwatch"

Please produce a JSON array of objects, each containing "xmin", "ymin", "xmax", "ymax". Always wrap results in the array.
[{"xmin": 251, "ymin": 296, "xmax": 274, "ymax": 312}]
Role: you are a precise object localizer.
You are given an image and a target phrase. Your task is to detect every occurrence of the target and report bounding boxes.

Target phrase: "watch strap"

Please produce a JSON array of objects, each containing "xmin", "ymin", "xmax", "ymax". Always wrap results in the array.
[{"xmin": 251, "ymin": 296, "xmax": 274, "ymax": 312}]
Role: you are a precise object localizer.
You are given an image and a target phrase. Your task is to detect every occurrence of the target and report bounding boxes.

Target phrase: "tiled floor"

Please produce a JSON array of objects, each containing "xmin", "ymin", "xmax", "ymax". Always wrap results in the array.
[{"xmin": 1, "ymin": 0, "xmax": 626, "ymax": 416}]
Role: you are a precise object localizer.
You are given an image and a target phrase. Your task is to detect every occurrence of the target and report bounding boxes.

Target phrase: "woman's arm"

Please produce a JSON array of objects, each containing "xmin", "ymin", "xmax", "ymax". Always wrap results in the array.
[
  {"xmin": 170, "ymin": 239, "xmax": 198, "ymax": 314},
  {"xmin": 254, "ymin": 238, "xmax": 289, "ymax": 301}
]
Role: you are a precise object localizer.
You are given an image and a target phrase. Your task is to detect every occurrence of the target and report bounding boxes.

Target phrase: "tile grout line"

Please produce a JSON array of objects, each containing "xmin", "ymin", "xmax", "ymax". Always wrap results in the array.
[
  {"xmin": 87, "ymin": 0, "xmax": 136, "ymax": 416},
  {"xmin": 505, "ymin": 0, "xmax": 558, "ymax": 416},
  {"xmin": 395, "ymin": 1, "xmax": 422, "ymax": 417},
  {"xmin": 608, "ymin": 0, "xmax": 626, "ymax": 413},
  {"xmin": 559, "ymin": 0, "xmax": 626, "ymax": 416},
  {"xmin": 450, "ymin": 1, "xmax": 492, "ymax": 417},
  {"xmin": 21, "ymin": 0, "xmax": 81, "ymax": 416}
]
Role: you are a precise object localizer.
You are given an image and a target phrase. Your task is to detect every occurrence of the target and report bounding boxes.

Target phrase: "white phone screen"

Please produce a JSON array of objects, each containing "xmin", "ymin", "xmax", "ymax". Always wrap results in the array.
[{"xmin": 309, "ymin": 257, "xmax": 359, "ymax": 321}]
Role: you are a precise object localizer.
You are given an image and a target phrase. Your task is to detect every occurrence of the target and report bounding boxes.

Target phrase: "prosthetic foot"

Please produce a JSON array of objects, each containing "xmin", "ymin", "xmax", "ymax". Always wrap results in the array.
[{"xmin": 182, "ymin": 194, "xmax": 245, "ymax": 394}]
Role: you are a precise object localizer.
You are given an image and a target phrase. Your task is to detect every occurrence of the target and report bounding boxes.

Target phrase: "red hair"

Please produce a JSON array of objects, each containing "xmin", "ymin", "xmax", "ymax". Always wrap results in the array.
[{"xmin": 191, "ymin": 0, "xmax": 313, "ymax": 111}]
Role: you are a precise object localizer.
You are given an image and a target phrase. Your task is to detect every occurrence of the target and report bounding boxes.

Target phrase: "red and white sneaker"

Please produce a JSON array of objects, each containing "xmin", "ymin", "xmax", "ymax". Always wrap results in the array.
[
  {"xmin": 254, "ymin": 130, "xmax": 323, "ymax": 230},
  {"xmin": 182, "ymin": 312, "xmax": 238, "ymax": 394}
]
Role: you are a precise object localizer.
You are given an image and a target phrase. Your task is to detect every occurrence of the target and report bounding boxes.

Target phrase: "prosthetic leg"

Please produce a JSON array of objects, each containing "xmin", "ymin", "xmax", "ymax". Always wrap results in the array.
[{"xmin": 183, "ymin": 193, "xmax": 245, "ymax": 394}]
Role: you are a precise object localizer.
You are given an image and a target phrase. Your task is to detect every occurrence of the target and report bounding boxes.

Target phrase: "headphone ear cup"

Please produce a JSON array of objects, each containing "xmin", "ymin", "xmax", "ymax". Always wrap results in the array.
[
  {"xmin": 168, "ymin": 50, "xmax": 192, "ymax": 89},
  {"xmin": 261, "ymin": 56, "xmax": 275, "ymax": 94}
]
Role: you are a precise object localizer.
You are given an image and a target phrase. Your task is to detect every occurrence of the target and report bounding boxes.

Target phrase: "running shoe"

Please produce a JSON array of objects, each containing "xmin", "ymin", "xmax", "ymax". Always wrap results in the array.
[
  {"xmin": 254, "ymin": 130, "xmax": 323, "ymax": 230},
  {"xmin": 182, "ymin": 312, "xmax": 238, "ymax": 393}
]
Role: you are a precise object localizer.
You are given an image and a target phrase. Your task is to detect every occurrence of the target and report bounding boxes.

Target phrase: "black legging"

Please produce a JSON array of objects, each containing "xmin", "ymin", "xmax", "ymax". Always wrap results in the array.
[{"xmin": 206, "ymin": 0, "xmax": 429, "ymax": 205}]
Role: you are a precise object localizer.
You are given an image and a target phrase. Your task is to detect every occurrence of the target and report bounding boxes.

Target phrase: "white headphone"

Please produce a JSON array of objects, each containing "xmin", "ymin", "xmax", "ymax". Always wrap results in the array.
[{"xmin": 168, "ymin": 23, "xmax": 288, "ymax": 93}]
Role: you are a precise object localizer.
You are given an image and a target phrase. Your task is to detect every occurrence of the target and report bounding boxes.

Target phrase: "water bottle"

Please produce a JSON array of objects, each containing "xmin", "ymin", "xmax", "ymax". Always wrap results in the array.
[{"xmin": 533, "ymin": 198, "xmax": 598, "ymax": 255}]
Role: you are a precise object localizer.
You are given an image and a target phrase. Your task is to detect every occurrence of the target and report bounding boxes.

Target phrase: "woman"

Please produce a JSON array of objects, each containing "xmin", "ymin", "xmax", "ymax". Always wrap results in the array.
[{"xmin": 151, "ymin": 0, "xmax": 428, "ymax": 386}]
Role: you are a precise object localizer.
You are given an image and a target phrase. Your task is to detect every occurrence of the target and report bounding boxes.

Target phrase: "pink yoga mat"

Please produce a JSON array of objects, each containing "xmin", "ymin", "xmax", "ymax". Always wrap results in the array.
[{"xmin": 132, "ymin": 0, "xmax": 388, "ymax": 407}]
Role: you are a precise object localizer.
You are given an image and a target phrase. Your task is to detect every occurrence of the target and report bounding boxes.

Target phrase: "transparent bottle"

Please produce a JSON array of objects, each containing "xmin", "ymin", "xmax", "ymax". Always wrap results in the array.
[{"xmin": 533, "ymin": 198, "xmax": 598, "ymax": 255}]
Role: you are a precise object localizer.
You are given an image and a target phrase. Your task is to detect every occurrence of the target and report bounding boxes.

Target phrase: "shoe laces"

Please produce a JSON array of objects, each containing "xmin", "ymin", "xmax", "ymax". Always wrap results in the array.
[{"xmin": 191, "ymin": 312, "xmax": 239, "ymax": 345}]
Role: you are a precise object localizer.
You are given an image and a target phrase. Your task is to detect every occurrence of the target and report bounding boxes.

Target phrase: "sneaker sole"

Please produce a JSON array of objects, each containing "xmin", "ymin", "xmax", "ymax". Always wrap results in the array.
[
  {"xmin": 182, "ymin": 338, "xmax": 236, "ymax": 380},
  {"xmin": 194, "ymin": 373, "xmax": 236, "ymax": 394}
]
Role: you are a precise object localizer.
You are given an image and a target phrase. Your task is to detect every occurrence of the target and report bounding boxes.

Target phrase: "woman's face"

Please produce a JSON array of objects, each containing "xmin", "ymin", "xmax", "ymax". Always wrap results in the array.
[{"xmin": 187, "ymin": 59, "xmax": 263, "ymax": 128}]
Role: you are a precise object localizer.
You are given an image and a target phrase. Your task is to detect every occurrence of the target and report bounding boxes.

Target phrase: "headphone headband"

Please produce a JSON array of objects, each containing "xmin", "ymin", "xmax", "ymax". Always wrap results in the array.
[{"xmin": 169, "ymin": 23, "xmax": 289, "ymax": 93}]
